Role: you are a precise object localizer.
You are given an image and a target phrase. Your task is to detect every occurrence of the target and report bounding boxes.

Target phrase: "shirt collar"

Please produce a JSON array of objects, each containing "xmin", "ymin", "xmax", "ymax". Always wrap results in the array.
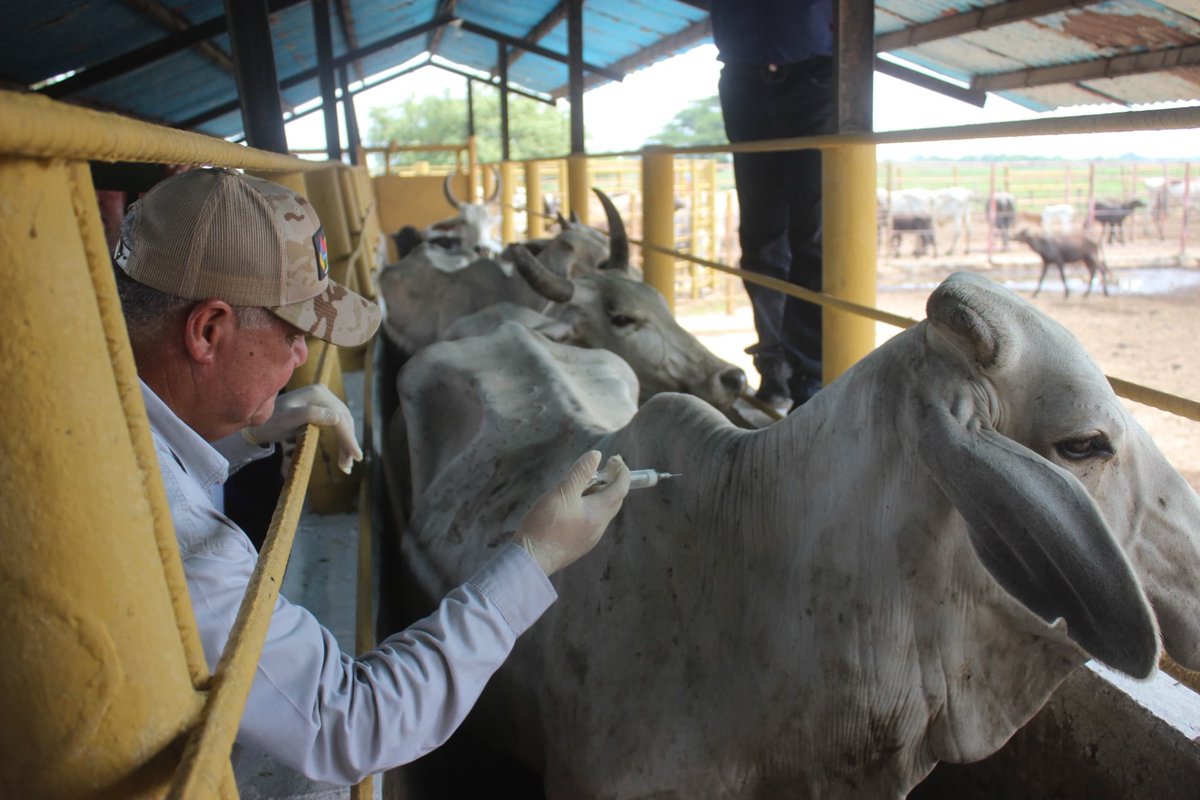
[{"xmin": 139, "ymin": 379, "xmax": 230, "ymax": 490}]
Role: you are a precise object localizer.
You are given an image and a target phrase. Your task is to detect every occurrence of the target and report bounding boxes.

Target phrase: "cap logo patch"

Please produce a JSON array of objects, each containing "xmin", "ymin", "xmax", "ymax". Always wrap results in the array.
[
  {"xmin": 113, "ymin": 236, "xmax": 131, "ymax": 268},
  {"xmin": 313, "ymin": 227, "xmax": 329, "ymax": 281}
]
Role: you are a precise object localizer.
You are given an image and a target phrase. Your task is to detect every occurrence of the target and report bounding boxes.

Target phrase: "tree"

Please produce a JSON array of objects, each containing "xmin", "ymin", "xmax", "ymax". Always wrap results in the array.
[
  {"xmin": 366, "ymin": 84, "xmax": 571, "ymax": 166},
  {"xmin": 647, "ymin": 95, "xmax": 728, "ymax": 150}
]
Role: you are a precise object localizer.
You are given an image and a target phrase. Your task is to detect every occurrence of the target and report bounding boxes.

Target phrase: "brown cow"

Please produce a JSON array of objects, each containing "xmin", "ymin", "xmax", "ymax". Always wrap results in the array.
[{"xmin": 1013, "ymin": 228, "xmax": 1111, "ymax": 298}]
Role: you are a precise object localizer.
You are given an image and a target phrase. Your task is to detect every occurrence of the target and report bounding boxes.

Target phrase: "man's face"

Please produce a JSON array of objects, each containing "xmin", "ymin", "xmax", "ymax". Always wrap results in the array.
[{"xmin": 211, "ymin": 311, "xmax": 309, "ymax": 436}]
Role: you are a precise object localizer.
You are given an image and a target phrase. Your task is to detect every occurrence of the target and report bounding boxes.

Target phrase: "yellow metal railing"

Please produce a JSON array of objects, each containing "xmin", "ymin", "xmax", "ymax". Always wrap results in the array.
[
  {"xmin": 169, "ymin": 345, "xmax": 339, "ymax": 798},
  {"xmin": 0, "ymin": 88, "xmax": 383, "ymax": 798},
  {"xmin": 350, "ymin": 337, "xmax": 380, "ymax": 800},
  {"xmin": 364, "ymin": 140, "xmax": 469, "ymax": 176}
]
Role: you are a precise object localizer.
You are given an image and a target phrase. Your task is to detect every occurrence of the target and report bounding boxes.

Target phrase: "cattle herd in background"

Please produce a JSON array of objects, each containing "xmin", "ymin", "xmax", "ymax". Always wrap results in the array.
[{"xmin": 876, "ymin": 175, "xmax": 1200, "ymax": 269}]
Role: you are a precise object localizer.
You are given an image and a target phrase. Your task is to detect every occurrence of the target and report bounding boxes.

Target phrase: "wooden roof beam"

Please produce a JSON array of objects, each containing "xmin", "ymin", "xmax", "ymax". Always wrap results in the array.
[
  {"xmin": 180, "ymin": 14, "xmax": 456, "ymax": 130},
  {"xmin": 556, "ymin": 16, "xmax": 710, "ymax": 96},
  {"xmin": 426, "ymin": 0, "xmax": 459, "ymax": 55},
  {"xmin": 876, "ymin": 0, "xmax": 1106, "ymax": 52},
  {"xmin": 506, "ymin": 1, "xmax": 567, "ymax": 70},
  {"xmin": 121, "ymin": 0, "xmax": 237, "ymax": 77},
  {"xmin": 457, "ymin": 19, "xmax": 624, "ymax": 82},
  {"xmin": 430, "ymin": 61, "xmax": 556, "ymax": 105},
  {"xmin": 332, "ymin": 0, "xmax": 366, "ymax": 83},
  {"xmin": 40, "ymin": 0, "xmax": 307, "ymax": 98},
  {"xmin": 972, "ymin": 42, "xmax": 1200, "ymax": 92}
]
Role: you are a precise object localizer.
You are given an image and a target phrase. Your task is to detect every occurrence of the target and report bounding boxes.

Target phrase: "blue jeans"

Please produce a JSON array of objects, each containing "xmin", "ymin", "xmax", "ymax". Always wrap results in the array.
[{"xmin": 719, "ymin": 59, "xmax": 834, "ymax": 403}]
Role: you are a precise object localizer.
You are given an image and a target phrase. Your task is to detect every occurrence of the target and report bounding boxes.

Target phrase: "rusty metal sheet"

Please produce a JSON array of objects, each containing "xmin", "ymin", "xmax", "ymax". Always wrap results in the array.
[{"xmin": 879, "ymin": 0, "xmax": 1200, "ymax": 110}]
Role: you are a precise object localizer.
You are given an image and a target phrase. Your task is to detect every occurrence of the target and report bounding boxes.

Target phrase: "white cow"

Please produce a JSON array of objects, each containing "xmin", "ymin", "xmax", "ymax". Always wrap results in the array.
[
  {"xmin": 508, "ymin": 198, "xmax": 637, "ymax": 281},
  {"xmin": 883, "ymin": 187, "xmax": 975, "ymax": 256},
  {"xmin": 883, "ymin": 188, "xmax": 937, "ymax": 257},
  {"xmin": 1040, "ymin": 203, "xmax": 1076, "ymax": 233},
  {"xmin": 379, "ymin": 187, "xmax": 746, "ymax": 433},
  {"xmin": 378, "ymin": 188, "xmax": 629, "ymax": 357},
  {"xmin": 390, "ymin": 169, "xmax": 504, "ymax": 262},
  {"xmin": 431, "ymin": 168, "xmax": 504, "ymax": 256},
  {"xmin": 933, "ymin": 186, "xmax": 974, "ymax": 254},
  {"xmin": 394, "ymin": 272, "xmax": 1200, "ymax": 799},
  {"xmin": 442, "ymin": 245, "xmax": 744, "ymax": 410},
  {"xmin": 1144, "ymin": 176, "xmax": 1200, "ymax": 239}
]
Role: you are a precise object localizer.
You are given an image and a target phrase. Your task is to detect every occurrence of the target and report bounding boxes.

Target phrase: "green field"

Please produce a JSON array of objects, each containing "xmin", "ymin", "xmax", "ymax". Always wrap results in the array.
[{"xmin": 878, "ymin": 159, "xmax": 1199, "ymax": 208}]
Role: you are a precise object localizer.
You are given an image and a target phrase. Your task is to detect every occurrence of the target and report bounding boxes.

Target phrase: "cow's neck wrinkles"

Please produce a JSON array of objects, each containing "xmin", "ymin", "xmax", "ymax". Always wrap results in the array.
[{"xmin": 644, "ymin": 333, "xmax": 1091, "ymax": 790}]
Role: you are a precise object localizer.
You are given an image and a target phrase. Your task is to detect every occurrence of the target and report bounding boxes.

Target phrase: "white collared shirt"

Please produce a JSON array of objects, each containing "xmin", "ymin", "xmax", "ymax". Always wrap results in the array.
[{"xmin": 140, "ymin": 380, "xmax": 556, "ymax": 784}]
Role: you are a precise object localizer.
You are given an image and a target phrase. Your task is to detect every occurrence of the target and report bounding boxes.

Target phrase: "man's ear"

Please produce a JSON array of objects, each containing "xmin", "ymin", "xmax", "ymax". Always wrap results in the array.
[{"xmin": 183, "ymin": 299, "xmax": 236, "ymax": 364}]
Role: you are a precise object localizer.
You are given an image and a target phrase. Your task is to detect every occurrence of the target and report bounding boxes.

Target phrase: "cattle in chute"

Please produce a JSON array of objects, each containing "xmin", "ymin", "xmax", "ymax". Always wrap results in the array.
[
  {"xmin": 391, "ymin": 167, "xmax": 505, "ymax": 260},
  {"xmin": 392, "ymin": 272, "xmax": 1200, "ymax": 799},
  {"xmin": 377, "ymin": 188, "xmax": 632, "ymax": 358}
]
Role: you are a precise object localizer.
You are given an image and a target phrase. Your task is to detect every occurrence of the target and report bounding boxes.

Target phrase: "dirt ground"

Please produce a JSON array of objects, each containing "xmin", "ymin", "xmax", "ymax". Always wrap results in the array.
[{"xmin": 675, "ymin": 242, "xmax": 1200, "ymax": 493}]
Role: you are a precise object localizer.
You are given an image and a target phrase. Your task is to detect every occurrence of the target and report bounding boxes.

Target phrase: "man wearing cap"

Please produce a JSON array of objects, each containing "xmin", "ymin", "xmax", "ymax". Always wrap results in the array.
[{"xmin": 114, "ymin": 167, "xmax": 631, "ymax": 784}]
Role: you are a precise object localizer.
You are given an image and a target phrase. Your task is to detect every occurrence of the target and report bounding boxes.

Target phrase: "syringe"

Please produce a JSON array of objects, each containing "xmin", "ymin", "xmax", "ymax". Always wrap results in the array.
[{"xmin": 583, "ymin": 467, "xmax": 682, "ymax": 495}]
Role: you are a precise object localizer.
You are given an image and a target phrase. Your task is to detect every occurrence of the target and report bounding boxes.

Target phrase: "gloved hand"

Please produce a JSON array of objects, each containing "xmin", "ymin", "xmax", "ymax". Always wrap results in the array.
[
  {"xmin": 514, "ymin": 450, "xmax": 630, "ymax": 576},
  {"xmin": 242, "ymin": 384, "xmax": 362, "ymax": 474}
]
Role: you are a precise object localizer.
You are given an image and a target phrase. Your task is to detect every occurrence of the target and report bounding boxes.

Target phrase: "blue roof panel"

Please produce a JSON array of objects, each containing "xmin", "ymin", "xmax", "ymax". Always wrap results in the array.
[{"xmin": 1, "ymin": 0, "xmax": 1195, "ymax": 142}]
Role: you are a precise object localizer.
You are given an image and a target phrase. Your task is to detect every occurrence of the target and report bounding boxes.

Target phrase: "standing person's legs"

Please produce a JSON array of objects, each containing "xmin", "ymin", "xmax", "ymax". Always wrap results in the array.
[
  {"xmin": 774, "ymin": 66, "xmax": 834, "ymax": 406},
  {"xmin": 720, "ymin": 66, "xmax": 794, "ymax": 406},
  {"xmin": 733, "ymin": 149, "xmax": 793, "ymax": 404},
  {"xmin": 782, "ymin": 146, "xmax": 823, "ymax": 404}
]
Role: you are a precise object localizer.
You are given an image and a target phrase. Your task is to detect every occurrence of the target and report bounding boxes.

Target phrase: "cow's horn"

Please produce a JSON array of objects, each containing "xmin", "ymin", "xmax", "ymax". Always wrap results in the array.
[
  {"xmin": 485, "ymin": 165, "xmax": 501, "ymax": 203},
  {"xmin": 512, "ymin": 244, "xmax": 574, "ymax": 302},
  {"xmin": 593, "ymin": 187, "xmax": 630, "ymax": 271},
  {"xmin": 443, "ymin": 174, "xmax": 463, "ymax": 210}
]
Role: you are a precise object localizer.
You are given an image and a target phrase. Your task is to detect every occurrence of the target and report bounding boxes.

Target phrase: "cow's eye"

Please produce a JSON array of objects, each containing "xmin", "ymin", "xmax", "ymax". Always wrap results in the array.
[
  {"xmin": 610, "ymin": 313, "xmax": 637, "ymax": 328},
  {"xmin": 1055, "ymin": 433, "xmax": 1114, "ymax": 461}
]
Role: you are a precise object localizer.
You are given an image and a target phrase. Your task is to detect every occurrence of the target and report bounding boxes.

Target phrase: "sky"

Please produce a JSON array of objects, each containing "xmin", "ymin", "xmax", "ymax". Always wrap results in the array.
[{"xmin": 285, "ymin": 44, "xmax": 1200, "ymax": 162}]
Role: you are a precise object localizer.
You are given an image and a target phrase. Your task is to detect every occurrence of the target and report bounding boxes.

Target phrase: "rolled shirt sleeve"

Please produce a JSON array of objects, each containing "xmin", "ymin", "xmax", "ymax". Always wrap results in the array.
[{"xmin": 185, "ymin": 539, "xmax": 556, "ymax": 784}]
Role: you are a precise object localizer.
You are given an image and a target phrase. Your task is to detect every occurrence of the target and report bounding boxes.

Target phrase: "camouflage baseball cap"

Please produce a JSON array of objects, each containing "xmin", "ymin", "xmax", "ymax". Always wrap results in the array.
[{"xmin": 114, "ymin": 167, "xmax": 380, "ymax": 347}]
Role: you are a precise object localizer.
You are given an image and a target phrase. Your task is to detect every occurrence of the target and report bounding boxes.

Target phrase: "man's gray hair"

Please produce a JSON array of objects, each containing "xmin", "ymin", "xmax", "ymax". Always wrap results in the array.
[{"xmin": 114, "ymin": 208, "xmax": 276, "ymax": 341}]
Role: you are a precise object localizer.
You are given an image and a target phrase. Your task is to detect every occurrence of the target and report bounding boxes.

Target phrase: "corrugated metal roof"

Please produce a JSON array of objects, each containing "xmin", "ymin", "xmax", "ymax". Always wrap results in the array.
[
  {"xmin": 877, "ymin": 0, "xmax": 1200, "ymax": 111},
  {"xmin": 1, "ymin": 1, "xmax": 1197, "ymax": 143}
]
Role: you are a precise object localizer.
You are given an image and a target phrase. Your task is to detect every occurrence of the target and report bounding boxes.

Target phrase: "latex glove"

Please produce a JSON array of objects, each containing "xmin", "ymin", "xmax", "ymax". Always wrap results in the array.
[
  {"xmin": 243, "ymin": 384, "xmax": 362, "ymax": 474},
  {"xmin": 514, "ymin": 451, "xmax": 630, "ymax": 576}
]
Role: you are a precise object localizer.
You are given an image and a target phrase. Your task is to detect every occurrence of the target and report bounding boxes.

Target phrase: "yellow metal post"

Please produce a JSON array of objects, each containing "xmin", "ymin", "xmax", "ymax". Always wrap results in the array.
[
  {"xmin": 0, "ymin": 158, "xmax": 207, "ymax": 799},
  {"xmin": 467, "ymin": 135, "xmax": 479, "ymax": 202},
  {"xmin": 500, "ymin": 161, "xmax": 515, "ymax": 244},
  {"xmin": 557, "ymin": 159, "xmax": 569, "ymax": 217},
  {"xmin": 525, "ymin": 161, "xmax": 545, "ymax": 237},
  {"xmin": 822, "ymin": 143, "xmax": 877, "ymax": 383},
  {"xmin": 307, "ymin": 166, "xmax": 368, "ymax": 370},
  {"xmin": 568, "ymin": 152, "xmax": 590, "ymax": 226},
  {"xmin": 642, "ymin": 147, "xmax": 676, "ymax": 313},
  {"xmin": 350, "ymin": 163, "xmax": 385, "ymax": 282},
  {"xmin": 299, "ymin": 167, "xmax": 361, "ymax": 512},
  {"xmin": 689, "ymin": 161, "xmax": 701, "ymax": 299}
]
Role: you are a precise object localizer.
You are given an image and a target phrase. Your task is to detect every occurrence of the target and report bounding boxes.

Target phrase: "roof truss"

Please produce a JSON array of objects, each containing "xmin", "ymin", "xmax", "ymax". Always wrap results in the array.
[
  {"xmin": 973, "ymin": 42, "xmax": 1200, "ymax": 92},
  {"xmin": 876, "ymin": 0, "xmax": 1106, "ymax": 52}
]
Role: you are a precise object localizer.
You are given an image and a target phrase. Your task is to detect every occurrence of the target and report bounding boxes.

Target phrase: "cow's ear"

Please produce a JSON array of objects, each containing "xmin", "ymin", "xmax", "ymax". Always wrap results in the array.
[
  {"xmin": 925, "ymin": 272, "xmax": 1002, "ymax": 368},
  {"xmin": 916, "ymin": 402, "xmax": 1159, "ymax": 678}
]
